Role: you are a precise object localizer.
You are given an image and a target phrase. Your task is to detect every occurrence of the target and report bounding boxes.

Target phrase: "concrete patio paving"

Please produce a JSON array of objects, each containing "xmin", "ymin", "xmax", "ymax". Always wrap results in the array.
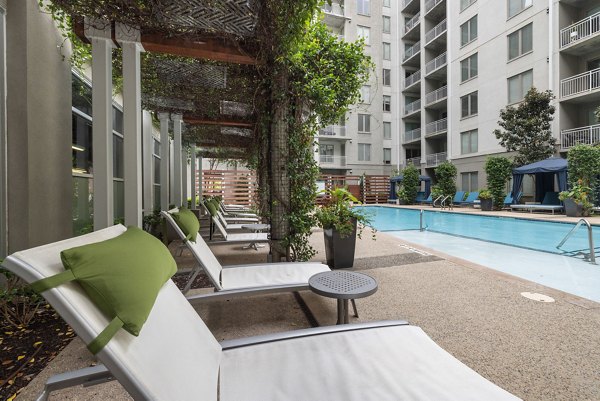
[{"xmin": 15, "ymin": 226, "xmax": 600, "ymax": 401}]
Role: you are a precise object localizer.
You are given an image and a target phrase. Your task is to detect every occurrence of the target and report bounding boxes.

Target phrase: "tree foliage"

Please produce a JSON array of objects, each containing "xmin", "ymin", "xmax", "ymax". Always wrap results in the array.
[
  {"xmin": 567, "ymin": 144, "xmax": 600, "ymax": 205},
  {"xmin": 399, "ymin": 163, "xmax": 420, "ymax": 204},
  {"xmin": 484, "ymin": 156, "xmax": 513, "ymax": 209},
  {"xmin": 494, "ymin": 88, "xmax": 556, "ymax": 166},
  {"xmin": 433, "ymin": 162, "xmax": 457, "ymax": 197}
]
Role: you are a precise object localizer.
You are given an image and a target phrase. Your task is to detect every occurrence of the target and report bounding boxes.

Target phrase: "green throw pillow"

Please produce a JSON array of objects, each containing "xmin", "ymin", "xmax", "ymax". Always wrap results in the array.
[
  {"xmin": 205, "ymin": 199, "xmax": 218, "ymax": 217},
  {"xmin": 30, "ymin": 226, "xmax": 177, "ymax": 354},
  {"xmin": 172, "ymin": 208, "xmax": 200, "ymax": 242}
]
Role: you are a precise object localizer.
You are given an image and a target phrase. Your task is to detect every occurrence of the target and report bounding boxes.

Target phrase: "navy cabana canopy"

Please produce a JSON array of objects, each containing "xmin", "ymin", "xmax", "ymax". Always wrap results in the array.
[
  {"xmin": 389, "ymin": 175, "xmax": 432, "ymax": 200},
  {"xmin": 511, "ymin": 157, "xmax": 568, "ymax": 203}
]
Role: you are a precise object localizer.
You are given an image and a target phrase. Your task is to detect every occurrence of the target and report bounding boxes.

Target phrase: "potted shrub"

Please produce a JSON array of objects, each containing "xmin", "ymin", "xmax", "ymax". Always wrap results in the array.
[
  {"xmin": 559, "ymin": 180, "xmax": 593, "ymax": 217},
  {"xmin": 478, "ymin": 189, "xmax": 493, "ymax": 211},
  {"xmin": 396, "ymin": 185, "xmax": 409, "ymax": 205},
  {"xmin": 315, "ymin": 187, "xmax": 374, "ymax": 269}
]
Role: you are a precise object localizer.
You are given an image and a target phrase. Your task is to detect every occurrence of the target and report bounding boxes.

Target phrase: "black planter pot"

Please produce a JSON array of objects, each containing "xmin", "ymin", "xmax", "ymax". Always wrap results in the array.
[
  {"xmin": 480, "ymin": 198, "xmax": 493, "ymax": 211},
  {"xmin": 323, "ymin": 218, "xmax": 357, "ymax": 269},
  {"xmin": 563, "ymin": 198, "xmax": 583, "ymax": 217}
]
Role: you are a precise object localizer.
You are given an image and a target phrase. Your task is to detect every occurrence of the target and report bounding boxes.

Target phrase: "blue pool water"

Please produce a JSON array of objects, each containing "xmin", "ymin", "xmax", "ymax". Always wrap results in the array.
[{"xmin": 355, "ymin": 206, "xmax": 600, "ymax": 255}]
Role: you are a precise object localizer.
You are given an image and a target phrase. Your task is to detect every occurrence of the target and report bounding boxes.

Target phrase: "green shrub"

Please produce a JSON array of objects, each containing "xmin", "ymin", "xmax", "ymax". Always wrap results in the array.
[
  {"xmin": 484, "ymin": 156, "xmax": 513, "ymax": 209},
  {"xmin": 0, "ymin": 267, "xmax": 43, "ymax": 328},
  {"xmin": 401, "ymin": 163, "xmax": 420, "ymax": 204},
  {"xmin": 567, "ymin": 145, "xmax": 600, "ymax": 205},
  {"xmin": 434, "ymin": 162, "xmax": 457, "ymax": 197}
]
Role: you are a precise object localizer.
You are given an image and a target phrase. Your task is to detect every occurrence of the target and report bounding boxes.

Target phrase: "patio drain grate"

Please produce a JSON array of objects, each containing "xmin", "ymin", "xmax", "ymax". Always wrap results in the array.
[{"xmin": 521, "ymin": 292, "xmax": 555, "ymax": 303}]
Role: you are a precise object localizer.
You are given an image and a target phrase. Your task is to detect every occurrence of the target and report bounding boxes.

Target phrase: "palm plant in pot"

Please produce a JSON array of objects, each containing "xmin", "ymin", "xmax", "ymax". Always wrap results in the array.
[
  {"xmin": 478, "ymin": 189, "xmax": 493, "ymax": 211},
  {"xmin": 315, "ymin": 187, "xmax": 374, "ymax": 269}
]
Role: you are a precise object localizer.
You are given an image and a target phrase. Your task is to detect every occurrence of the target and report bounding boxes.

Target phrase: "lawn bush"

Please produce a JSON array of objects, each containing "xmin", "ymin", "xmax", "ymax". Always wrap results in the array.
[{"xmin": 484, "ymin": 156, "xmax": 513, "ymax": 209}]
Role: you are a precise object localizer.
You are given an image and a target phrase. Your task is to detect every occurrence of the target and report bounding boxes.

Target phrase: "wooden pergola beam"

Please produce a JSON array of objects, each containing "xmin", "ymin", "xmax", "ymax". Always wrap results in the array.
[
  {"xmin": 141, "ymin": 34, "xmax": 256, "ymax": 65},
  {"xmin": 184, "ymin": 116, "xmax": 254, "ymax": 128}
]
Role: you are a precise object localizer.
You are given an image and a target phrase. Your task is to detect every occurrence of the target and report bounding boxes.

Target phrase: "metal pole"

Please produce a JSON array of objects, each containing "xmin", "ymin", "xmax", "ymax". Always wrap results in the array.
[
  {"xmin": 587, "ymin": 221, "xmax": 596, "ymax": 264},
  {"xmin": 420, "ymin": 209, "xmax": 424, "ymax": 232}
]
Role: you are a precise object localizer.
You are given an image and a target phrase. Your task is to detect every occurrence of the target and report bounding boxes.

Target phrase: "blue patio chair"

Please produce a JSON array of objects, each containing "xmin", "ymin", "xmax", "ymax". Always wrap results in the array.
[
  {"xmin": 421, "ymin": 194, "xmax": 433, "ymax": 205},
  {"xmin": 542, "ymin": 191, "xmax": 560, "ymax": 205},
  {"xmin": 503, "ymin": 191, "xmax": 522, "ymax": 208},
  {"xmin": 415, "ymin": 191, "xmax": 426, "ymax": 203},
  {"xmin": 455, "ymin": 191, "xmax": 479, "ymax": 207},
  {"xmin": 451, "ymin": 191, "xmax": 466, "ymax": 204}
]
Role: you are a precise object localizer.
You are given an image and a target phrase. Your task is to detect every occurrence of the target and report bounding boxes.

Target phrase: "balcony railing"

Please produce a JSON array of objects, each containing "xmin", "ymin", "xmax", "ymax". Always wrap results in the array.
[
  {"xmin": 322, "ymin": 3, "xmax": 344, "ymax": 16},
  {"xmin": 425, "ymin": 19, "xmax": 447, "ymax": 45},
  {"xmin": 560, "ymin": 124, "xmax": 600, "ymax": 150},
  {"xmin": 425, "ymin": 52, "xmax": 447, "ymax": 75},
  {"xmin": 404, "ymin": 70, "xmax": 421, "ymax": 89},
  {"xmin": 404, "ymin": 99, "xmax": 421, "ymax": 116},
  {"xmin": 403, "ymin": 41, "xmax": 421, "ymax": 62},
  {"xmin": 406, "ymin": 156, "xmax": 422, "ymax": 166},
  {"xmin": 426, "ymin": 151, "xmax": 447, "ymax": 167},
  {"xmin": 425, "ymin": 85, "xmax": 447, "ymax": 105},
  {"xmin": 319, "ymin": 155, "xmax": 347, "ymax": 166},
  {"xmin": 560, "ymin": 68, "xmax": 600, "ymax": 98},
  {"xmin": 402, "ymin": 0, "xmax": 417, "ymax": 10},
  {"xmin": 425, "ymin": 118, "xmax": 447, "ymax": 136},
  {"xmin": 560, "ymin": 12, "xmax": 600, "ymax": 49},
  {"xmin": 425, "ymin": 0, "xmax": 443, "ymax": 14},
  {"xmin": 319, "ymin": 125, "xmax": 346, "ymax": 137},
  {"xmin": 404, "ymin": 12, "xmax": 421, "ymax": 35},
  {"xmin": 404, "ymin": 128, "xmax": 421, "ymax": 143}
]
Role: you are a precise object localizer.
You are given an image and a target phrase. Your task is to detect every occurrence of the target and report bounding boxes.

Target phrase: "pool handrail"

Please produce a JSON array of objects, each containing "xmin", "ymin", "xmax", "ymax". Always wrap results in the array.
[
  {"xmin": 432, "ymin": 195, "xmax": 444, "ymax": 208},
  {"xmin": 556, "ymin": 218, "xmax": 596, "ymax": 264}
]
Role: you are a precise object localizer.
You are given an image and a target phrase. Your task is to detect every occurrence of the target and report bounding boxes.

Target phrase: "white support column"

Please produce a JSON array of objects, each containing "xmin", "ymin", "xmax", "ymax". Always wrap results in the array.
[
  {"xmin": 85, "ymin": 19, "xmax": 114, "ymax": 230},
  {"xmin": 158, "ymin": 112, "xmax": 170, "ymax": 211},
  {"xmin": 182, "ymin": 146, "xmax": 188, "ymax": 206},
  {"xmin": 141, "ymin": 112, "xmax": 154, "ymax": 213},
  {"xmin": 116, "ymin": 24, "xmax": 144, "ymax": 227},
  {"xmin": 190, "ymin": 145, "xmax": 197, "ymax": 209},
  {"xmin": 172, "ymin": 114, "xmax": 183, "ymax": 207},
  {"xmin": 198, "ymin": 155, "xmax": 203, "ymax": 200}
]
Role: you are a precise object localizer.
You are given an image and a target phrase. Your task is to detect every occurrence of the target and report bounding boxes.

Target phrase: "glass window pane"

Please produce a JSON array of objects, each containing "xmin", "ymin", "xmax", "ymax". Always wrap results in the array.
[
  {"xmin": 522, "ymin": 24, "xmax": 533, "ymax": 54},
  {"xmin": 384, "ymin": 122, "xmax": 391, "ymax": 139},
  {"xmin": 461, "ymin": 24, "xmax": 469, "ymax": 45},
  {"xmin": 153, "ymin": 185, "xmax": 161, "ymax": 211},
  {"xmin": 153, "ymin": 139, "xmax": 160, "ymax": 155},
  {"xmin": 383, "ymin": 16, "xmax": 390, "ymax": 33},
  {"xmin": 461, "ymin": 59, "xmax": 469, "ymax": 81},
  {"xmin": 72, "ymin": 75, "xmax": 92, "ymax": 115},
  {"xmin": 470, "ymin": 16, "xmax": 478, "ymax": 41},
  {"xmin": 72, "ymin": 176, "xmax": 93, "ymax": 236},
  {"xmin": 470, "ymin": 54, "xmax": 478, "ymax": 77},
  {"xmin": 114, "ymin": 180, "xmax": 124, "ymax": 222},
  {"xmin": 112, "ymin": 108, "xmax": 123, "ymax": 134},
  {"xmin": 461, "ymin": 96, "xmax": 469, "ymax": 117},
  {"xmin": 471, "ymin": 173, "xmax": 478, "ymax": 191},
  {"xmin": 508, "ymin": 75, "xmax": 520, "ymax": 103},
  {"xmin": 461, "ymin": 134, "xmax": 468, "ymax": 154},
  {"xmin": 72, "ymin": 114, "xmax": 93, "ymax": 174},
  {"xmin": 153, "ymin": 156, "xmax": 161, "ymax": 184},
  {"xmin": 508, "ymin": 31, "xmax": 519, "ymax": 59},
  {"xmin": 471, "ymin": 92, "xmax": 478, "ymax": 115},
  {"xmin": 113, "ymin": 135, "xmax": 124, "ymax": 179},
  {"xmin": 508, "ymin": 0, "xmax": 520, "ymax": 18},
  {"xmin": 522, "ymin": 70, "xmax": 533, "ymax": 98}
]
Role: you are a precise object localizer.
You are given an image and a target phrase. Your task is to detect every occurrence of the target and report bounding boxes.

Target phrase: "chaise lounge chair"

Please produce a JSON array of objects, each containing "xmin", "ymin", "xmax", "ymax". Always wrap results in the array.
[
  {"xmin": 510, "ymin": 191, "xmax": 564, "ymax": 215},
  {"xmin": 451, "ymin": 191, "xmax": 466, "ymax": 205},
  {"xmin": 502, "ymin": 192, "xmax": 522, "ymax": 209},
  {"xmin": 455, "ymin": 191, "xmax": 479, "ymax": 207},
  {"xmin": 162, "ymin": 210, "xmax": 327, "ymax": 299},
  {"xmin": 421, "ymin": 193, "xmax": 433, "ymax": 205},
  {"xmin": 2, "ymin": 226, "xmax": 521, "ymax": 401}
]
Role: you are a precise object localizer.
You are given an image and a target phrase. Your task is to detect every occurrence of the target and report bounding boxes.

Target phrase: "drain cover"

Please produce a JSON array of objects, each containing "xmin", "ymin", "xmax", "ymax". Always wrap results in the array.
[{"xmin": 521, "ymin": 292, "xmax": 555, "ymax": 303}]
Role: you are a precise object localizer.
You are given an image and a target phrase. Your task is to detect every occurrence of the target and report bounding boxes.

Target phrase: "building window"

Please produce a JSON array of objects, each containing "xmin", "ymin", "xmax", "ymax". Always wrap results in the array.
[
  {"xmin": 383, "ymin": 122, "xmax": 392, "ymax": 139},
  {"xmin": 461, "ymin": 130, "xmax": 478, "ymax": 154},
  {"xmin": 461, "ymin": 91, "xmax": 478, "ymax": 118},
  {"xmin": 320, "ymin": 144, "xmax": 335, "ymax": 163},
  {"xmin": 152, "ymin": 138, "xmax": 161, "ymax": 211},
  {"xmin": 383, "ymin": 42, "xmax": 391, "ymax": 60},
  {"xmin": 383, "ymin": 0, "xmax": 390, "ymax": 7},
  {"xmin": 508, "ymin": 0, "xmax": 532, "ymax": 18},
  {"xmin": 383, "ymin": 68, "xmax": 391, "ymax": 86},
  {"xmin": 508, "ymin": 69, "xmax": 533, "ymax": 103},
  {"xmin": 357, "ymin": 26, "xmax": 370, "ymax": 45},
  {"xmin": 508, "ymin": 23, "xmax": 533, "ymax": 60},
  {"xmin": 461, "ymin": 53, "xmax": 478, "ymax": 82},
  {"xmin": 460, "ymin": 15, "xmax": 478, "ymax": 46},
  {"xmin": 461, "ymin": 171, "xmax": 479, "ymax": 191},
  {"xmin": 383, "ymin": 148, "xmax": 392, "ymax": 164},
  {"xmin": 360, "ymin": 85, "xmax": 371, "ymax": 103},
  {"xmin": 383, "ymin": 16, "xmax": 391, "ymax": 33},
  {"xmin": 357, "ymin": 0, "xmax": 370, "ymax": 16},
  {"xmin": 383, "ymin": 95, "xmax": 391, "ymax": 112},
  {"xmin": 358, "ymin": 143, "xmax": 371, "ymax": 161},
  {"xmin": 460, "ymin": 0, "xmax": 476, "ymax": 11},
  {"xmin": 358, "ymin": 114, "xmax": 371, "ymax": 133}
]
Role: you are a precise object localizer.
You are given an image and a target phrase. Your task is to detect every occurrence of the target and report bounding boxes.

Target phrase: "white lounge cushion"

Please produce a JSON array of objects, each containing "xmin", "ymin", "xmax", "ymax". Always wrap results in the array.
[
  {"xmin": 225, "ymin": 232, "xmax": 269, "ymax": 242},
  {"xmin": 220, "ymin": 325, "xmax": 520, "ymax": 401},
  {"xmin": 221, "ymin": 263, "xmax": 330, "ymax": 289}
]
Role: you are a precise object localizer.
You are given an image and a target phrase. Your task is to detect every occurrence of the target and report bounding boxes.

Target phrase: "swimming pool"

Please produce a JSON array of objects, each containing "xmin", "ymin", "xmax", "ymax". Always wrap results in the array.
[{"xmin": 355, "ymin": 206, "xmax": 600, "ymax": 255}]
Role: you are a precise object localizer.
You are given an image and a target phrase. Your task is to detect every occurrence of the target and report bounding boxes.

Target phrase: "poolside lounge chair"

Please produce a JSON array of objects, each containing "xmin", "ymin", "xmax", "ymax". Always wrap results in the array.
[
  {"xmin": 200, "ymin": 202, "xmax": 253, "ymax": 231},
  {"xmin": 162, "ymin": 210, "xmax": 321, "ymax": 299},
  {"xmin": 421, "ymin": 194, "xmax": 433, "ymax": 205},
  {"xmin": 502, "ymin": 192, "xmax": 522, "ymax": 209},
  {"xmin": 3, "ymin": 227, "xmax": 521, "ymax": 401},
  {"xmin": 415, "ymin": 191, "xmax": 426, "ymax": 203},
  {"xmin": 455, "ymin": 191, "xmax": 479, "ymax": 207},
  {"xmin": 451, "ymin": 191, "xmax": 466, "ymax": 205},
  {"xmin": 510, "ymin": 191, "xmax": 564, "ymax": 215}
]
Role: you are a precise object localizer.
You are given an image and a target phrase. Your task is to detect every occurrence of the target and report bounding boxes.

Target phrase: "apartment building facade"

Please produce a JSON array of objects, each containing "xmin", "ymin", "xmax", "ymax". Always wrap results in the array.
[{"xmin": 321, "ymin": 0, "xmax": 600, "ymax": 190}]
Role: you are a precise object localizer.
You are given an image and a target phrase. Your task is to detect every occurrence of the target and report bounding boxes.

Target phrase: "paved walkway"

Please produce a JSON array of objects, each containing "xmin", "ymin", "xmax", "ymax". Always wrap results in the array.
[{"xmin": 15, "ymin": 229, "xmax": 600, "ymax": 401}]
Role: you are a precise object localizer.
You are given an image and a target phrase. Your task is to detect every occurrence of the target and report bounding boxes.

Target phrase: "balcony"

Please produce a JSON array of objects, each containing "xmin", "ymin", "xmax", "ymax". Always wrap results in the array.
[
  {"xmin": 560, "ymin": 124, "xmax": 600, "ymax": 150},
  {"xmin": 403, "ymin": 12, "xmax": 421, "ymax": 39},
  {"xmin": 319, "ymin": 155, "xmax": 348, "ymax": 168},
  {"xmin": 425, "ymin": 19, "xmax": 446, "ymax": 47},
  {"xmin": 425, "ymin": 118, "xmax": 447, "ymax": 138},
  {"xmin": 426, "ymin": 151, "xmax": 447, "ymax": 167},
  {"xmin": 404, "ymin": 128, "xmax": 421, "ymax": 143},
  {"xmin": 404, "ymin": 99, "xmax": 421, "ymax": 117},
  {"xmin": 425, "ymin": 85, "xmax": 447, "ymax": 107},
  {"xmin": 404, "ymin": 70, "xmax": 421, "ymax": 91},
  {"xmin": 402, "ymin": 156, "xmax": 422, "ymax": 167},
  {"xmin": 560, "ymin": 68, "xmax": 600, "ymax": 101},
  {"xmin": 425, "ymin": 0, "xmax": 445, "ymax": 17},
  {"xmin": 318, "ymin": 125, "xmax": 349, "ymax": 140},
  {"xmin": 425, "ymin": 52, "xmax": 447, "ymax": 77},
  {"xmin": 403, "ymin": 41, "xmax": 421, "ymax": 66},
  {"xmin": 322, "ymin": 3, "xmax": 348, "ymax": 28},
  {"xmin": 560, "ymin": 12, "xmax": 600, "ymax": 55},
  {"xmin": 402, "ymin": 0, "xmax": 419, "ymax": 13}
]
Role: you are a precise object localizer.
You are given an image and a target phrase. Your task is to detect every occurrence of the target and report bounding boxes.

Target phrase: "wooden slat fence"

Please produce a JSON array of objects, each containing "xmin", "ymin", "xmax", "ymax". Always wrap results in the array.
[
  {"xmin": 317, "ymin": 175, "xmax": 391, "ymax": 205},
  {"xmin": 200, "ymin": 170, "xmax": 257, "ymax": 207}
]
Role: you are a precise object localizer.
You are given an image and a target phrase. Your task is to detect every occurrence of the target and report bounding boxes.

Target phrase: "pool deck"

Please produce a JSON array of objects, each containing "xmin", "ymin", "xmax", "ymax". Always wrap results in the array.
[{"xmin": 14, "ymin": 223, "xmax": 600, "ymax": 401}]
